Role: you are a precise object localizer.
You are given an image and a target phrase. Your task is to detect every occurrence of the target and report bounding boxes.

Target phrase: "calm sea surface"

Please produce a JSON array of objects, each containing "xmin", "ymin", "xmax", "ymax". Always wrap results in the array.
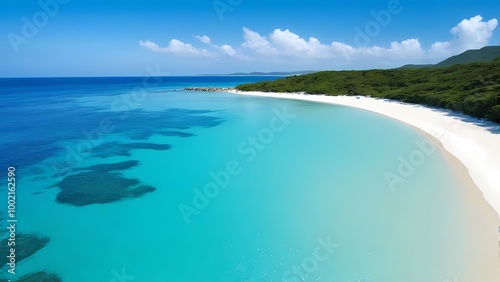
[{"xmin": 0, "ymin": 76, "xmax": 497, "ymax": 281}]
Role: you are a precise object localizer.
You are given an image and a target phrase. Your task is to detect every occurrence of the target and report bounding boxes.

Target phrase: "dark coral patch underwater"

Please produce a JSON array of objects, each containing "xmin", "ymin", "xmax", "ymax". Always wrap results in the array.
[
  {"xmin": 159, "ymin": 131, "xmax": 197, "ymax": 138},
  {"xmin": 54, "ymin": 160, "xmax": 155, "ymax": 206},
  {"xmin": 0, "ymin": 233, "xmax": 50, "ymax": 266},
  {"xmin": 76, "ymin": 160, "xmax": 139, "ymax": 172},
  {"xmin": 1, "ymin": 105, "xmax": 222, "ymax": 170},
  {"xmin": 121, "ymin": 108, "xmax": 222, "ymax": 140},
  {"xmin": 15, "ymin": 271, "xmax": 62, "ymax": 282},
  {"xmin": 55, "ymin": 171, "xmax": 155, "ymax": 206},
  {"xmin": 85, "ymin": 142, "xmax": 171, "ymax": 158}
]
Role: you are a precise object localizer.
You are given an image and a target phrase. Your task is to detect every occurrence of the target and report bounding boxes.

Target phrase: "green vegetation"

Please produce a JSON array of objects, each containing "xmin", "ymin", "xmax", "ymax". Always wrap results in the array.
[
  {"xmin": 400, "ymin": 46, "xmax": 500, "ymax": 69},
  {"xmin": 236, "ymin": 58, "xmax": 500, "ymax": 123},
  {"xmin": 435, "ymin": 46, "xmax": 500, "ymax": 68},
  {"xmin": 228, "ymin": 70, "xmax": 316, "ymax": 76}
]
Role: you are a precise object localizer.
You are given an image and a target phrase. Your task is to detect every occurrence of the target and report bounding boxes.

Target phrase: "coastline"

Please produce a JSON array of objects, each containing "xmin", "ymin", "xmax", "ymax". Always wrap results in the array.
[
  {"xmin": 230, "ymin": 90, "xmax": 500, "ymax": 221},
  {"xmin": 231, "ymin": 89, "xmax": 500, "ymax": 279}
]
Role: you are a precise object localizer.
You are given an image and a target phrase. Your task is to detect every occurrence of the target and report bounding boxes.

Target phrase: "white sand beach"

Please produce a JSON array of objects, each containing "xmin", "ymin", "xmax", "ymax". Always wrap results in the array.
[{"xmin": 231, "ymin": 90, "xmax": 500, "ymax": 222}]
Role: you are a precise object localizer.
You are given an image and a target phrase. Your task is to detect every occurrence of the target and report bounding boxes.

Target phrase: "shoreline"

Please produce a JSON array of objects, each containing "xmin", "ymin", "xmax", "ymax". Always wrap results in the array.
[{"xmin": 230, "ymin": 90, "xmax": 500, "ymax": 222}]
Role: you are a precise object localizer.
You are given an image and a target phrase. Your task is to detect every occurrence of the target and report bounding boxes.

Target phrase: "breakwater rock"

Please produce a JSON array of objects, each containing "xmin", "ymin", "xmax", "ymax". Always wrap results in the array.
[{"xmin": 184, "ymin": 87, "xmax": 235, "ymax": 92}]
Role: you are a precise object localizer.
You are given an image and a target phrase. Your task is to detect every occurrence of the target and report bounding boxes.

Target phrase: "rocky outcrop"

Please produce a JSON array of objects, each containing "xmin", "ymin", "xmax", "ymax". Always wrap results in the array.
[{"xmin": 184, "ymin": 87, "xmax": 235, "ymax": 92}]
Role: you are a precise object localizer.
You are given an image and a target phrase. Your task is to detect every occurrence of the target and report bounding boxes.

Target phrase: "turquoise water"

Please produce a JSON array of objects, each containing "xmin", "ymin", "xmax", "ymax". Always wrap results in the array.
[{"xmin": 0, "ymin": 77, "xmax": 498, "ymax": 281}]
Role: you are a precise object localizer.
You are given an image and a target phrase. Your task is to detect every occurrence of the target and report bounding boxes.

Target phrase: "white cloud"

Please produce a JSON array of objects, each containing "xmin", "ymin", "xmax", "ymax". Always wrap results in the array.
[
  {"xmin": 138, "ymin": 40, "xmax": 162, "ymax": 52},
  {"xmin": 242, "ymin": 27, "xmax": 426, "ymax": 62},
  {"xmin": 194, "ymin": 35, "xmax": 211, "ymax": 44},
  {"xmin": 268, "ymin": 29, "xmax": 332, "ymax": 58},
  {"xmin": 330, "ymin": 42, "xmax": 355, "ymax": 57},
  {"xmin": 429, "ymin": 41, "xmax": 452, "ymax": 56},
  {"xmin": 241, "ymin": 27, "xmax": 277, "ymax": 55},
  {"xmin": 451, "ymin": 15, "xmax": 498, "ymax": 50},
  {"xmin": 389, "ymin": 39, "xmax": 422, "ymax": 53},
  {"xmin": 140, "ymin": 15, "xmax": 497, "ymax": 68},
  {"xmin": 219, "ymin": 44, "xmax": 248, "ymax": 60},
  {"xmin": 269, "ymin": 29, "xmax": 310, "ymax": 54},
  {"xmin": 220, "ymin": 45, "xmax": 235, "ymax": 56},
  {"xmin": 139, "ymin": 39, "xmax": 215, "ymax": 58},
  {"xmin": 429, "ymin": 15, "xmax": 498, "ymax": 56}
]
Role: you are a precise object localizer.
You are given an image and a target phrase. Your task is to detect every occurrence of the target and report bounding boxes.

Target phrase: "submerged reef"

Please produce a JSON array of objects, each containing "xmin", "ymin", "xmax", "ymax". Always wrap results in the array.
[
  {"xmin": 16, "ymin": 272, "xmax": 62, "ymax": 282},
  {"xmin": 159, "ymin": 131, "xmax": 196, "ymax": 138},
  {"xmin": 54, "ymin": 160, "xmax": 155, "ymax": 206},
  {"xmin": 55, "ymin": 171, "xmax": 155, "ymax": 206},
  {"xmin": 85, "ymin": 142, "xmax": 171, "ymax": 158},
  {"xmin": 76, "ymin": 160, "xmax": 140, "ymax": 172},
  {"xmin": 0, "ymin": 233, "xmax": 50, "ymax": 265}
]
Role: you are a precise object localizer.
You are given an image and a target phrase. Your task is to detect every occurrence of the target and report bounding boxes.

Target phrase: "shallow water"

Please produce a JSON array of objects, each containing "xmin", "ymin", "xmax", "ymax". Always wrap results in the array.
[{"xmin": 0, "ymin": 77, "xmax": 498, "ymax": 281}]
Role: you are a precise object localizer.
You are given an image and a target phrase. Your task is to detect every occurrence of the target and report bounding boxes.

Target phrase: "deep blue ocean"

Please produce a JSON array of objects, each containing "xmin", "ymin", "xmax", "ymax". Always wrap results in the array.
[{"xmin": 0, "ymin": 76, "xmax": 498, "ymax": 281}]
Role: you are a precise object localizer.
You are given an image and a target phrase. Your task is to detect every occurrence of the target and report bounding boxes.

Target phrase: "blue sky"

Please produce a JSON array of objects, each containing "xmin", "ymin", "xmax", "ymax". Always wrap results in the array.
[{"xmin": 1, "ymin": 0, "xmax": 499, "ymax": 76}]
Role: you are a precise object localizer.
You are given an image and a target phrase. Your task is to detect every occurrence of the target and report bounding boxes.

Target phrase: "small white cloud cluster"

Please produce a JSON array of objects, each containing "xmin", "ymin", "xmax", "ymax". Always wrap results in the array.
[
  {"xmin": 139, "ymin": 34, "xmax": 248, "ymax": 60},
  {"xmin": 139, "ymin": 39, "xmax": 215, "ymax": 58},
  {"xmin": 139, "ymin": 15, "xmax": 497, "ymax": 67},
  {"xmin": 431, "ymin": 15, "xmax": 498, "ymax": 54}
]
